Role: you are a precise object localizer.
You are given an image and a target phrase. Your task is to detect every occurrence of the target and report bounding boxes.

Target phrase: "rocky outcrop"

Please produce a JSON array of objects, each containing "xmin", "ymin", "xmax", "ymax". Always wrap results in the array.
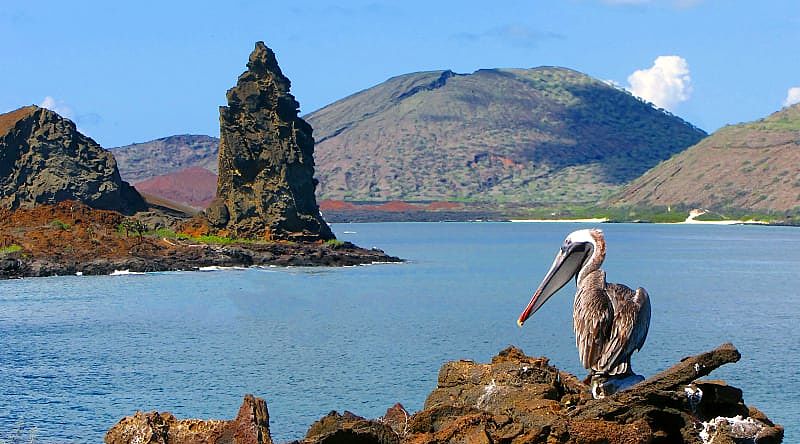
[
  {"xmin": 0, "ymin": 106, "xmax": 146, "ymax": 215},
  {"xmin": 105, "ymin": 394, "xmax": 272, "ymax": 444},
  {"xmin": 297, "ymin": 410, "xmax": 399, "ymax": 444},
  {"xmin": 205, "ymin": 42, "xmax": 334, "ymax": 241},
  {"xmin": 107, "ymin": 345, "xmax": 782, "ymax": 444},
  {"xmin": 0, "ymin": 201, "xmax": 401, "ymax": 279},
  {"xmin": 402, "ymin": 344, "xmax": 782, "ymax": 443}
]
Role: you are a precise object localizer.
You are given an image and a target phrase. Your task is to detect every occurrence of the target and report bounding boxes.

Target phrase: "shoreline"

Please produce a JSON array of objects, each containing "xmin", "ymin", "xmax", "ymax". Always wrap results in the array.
[
  {"xmin": 0, "ymin": 242, "xmax": 403, "ymax": 280},
  {"xmin": 508, "ymin": 218, "xmax": 609, "ymax": 223}
]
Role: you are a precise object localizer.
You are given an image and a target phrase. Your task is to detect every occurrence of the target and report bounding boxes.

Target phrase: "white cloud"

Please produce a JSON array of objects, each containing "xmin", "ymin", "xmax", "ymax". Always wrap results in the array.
[
  {"xmin": 39, "ymin": 96, "xmax": 74, "ymax": 119},
  {"xmin": 784, "ymin": 87, "xmax": 800, "ymax": 107},
  {"xmin": 626, "ymin": 55, "xmax": 692, "ymax": 111}
]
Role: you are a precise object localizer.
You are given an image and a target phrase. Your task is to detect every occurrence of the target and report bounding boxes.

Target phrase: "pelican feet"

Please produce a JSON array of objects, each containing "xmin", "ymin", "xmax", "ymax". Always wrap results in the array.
[{"xmin": 590, "ymin": 373, "xmax": 645, "ymax": 399}]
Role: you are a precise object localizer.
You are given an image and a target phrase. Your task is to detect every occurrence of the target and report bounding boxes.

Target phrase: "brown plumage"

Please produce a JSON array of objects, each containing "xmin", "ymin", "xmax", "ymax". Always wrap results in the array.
[{"xmin": 518, "ymin": 228, "xmax": 651, "ymax": 379}]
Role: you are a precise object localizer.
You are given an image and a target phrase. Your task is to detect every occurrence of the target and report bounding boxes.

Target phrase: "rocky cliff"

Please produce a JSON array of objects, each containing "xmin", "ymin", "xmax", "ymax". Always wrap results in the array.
[
  {"xmin": 205, "ymin": 42, "xmax": 334, "ymax": 241},
  {"xmin": 107, "ymin": 344, "xmax": 782, "ymax": 444},
  {"xmin": 0, "ymin": 106, "xmax": 146, "ymax": 214}
]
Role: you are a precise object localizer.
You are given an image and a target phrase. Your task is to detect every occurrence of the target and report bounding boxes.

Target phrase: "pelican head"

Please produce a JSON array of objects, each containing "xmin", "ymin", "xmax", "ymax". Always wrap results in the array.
[{"xmin": 517, "ymin": 229, "xmax": 603, "ymax": 327}]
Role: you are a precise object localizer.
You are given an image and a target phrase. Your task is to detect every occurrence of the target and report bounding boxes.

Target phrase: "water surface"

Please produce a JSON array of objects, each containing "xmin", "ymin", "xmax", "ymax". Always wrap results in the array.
[{"xmin": 1, "ymin": 223, "xmax": 797, "ymax": 442}]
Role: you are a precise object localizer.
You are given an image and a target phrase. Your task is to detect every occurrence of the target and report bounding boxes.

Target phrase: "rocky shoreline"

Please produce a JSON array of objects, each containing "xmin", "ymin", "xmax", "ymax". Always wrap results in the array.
[
  {"xmin": 105, "ymin": 344, "xmax": 782, "ymax": 444},
  {"xmin": 0, "ymin": 241, "xmax": 401, "ymax": 279},
  {"xmin": 0, "ymin": 201, "xmax": 401, "ymax": 280}
]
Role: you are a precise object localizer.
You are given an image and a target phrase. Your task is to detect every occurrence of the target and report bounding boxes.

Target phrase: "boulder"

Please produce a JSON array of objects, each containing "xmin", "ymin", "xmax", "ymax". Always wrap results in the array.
[
  {"xmin": 298, "ymin": 410, "xmax": 399, "ymax": 444},
  {"xmin": 0, "ymin": 106, "xmax": 145, "ymax": 214},
  {"xmin": 105, "ymin": 394, "xmax": 272, "ymax": 444},
  {"xmin": 206, "ymin": 42, "xmax": 334, "ymax": 241},
  {"xmin": 406, "ymin": 344, "xmax": 782, "ymax": 444}
]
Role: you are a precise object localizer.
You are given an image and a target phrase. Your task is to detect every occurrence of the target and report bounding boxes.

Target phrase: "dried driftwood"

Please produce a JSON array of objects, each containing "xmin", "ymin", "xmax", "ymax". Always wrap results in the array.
[{"xmin": 571, "ymin": 342, "xmax": 741, "ymax": 420}]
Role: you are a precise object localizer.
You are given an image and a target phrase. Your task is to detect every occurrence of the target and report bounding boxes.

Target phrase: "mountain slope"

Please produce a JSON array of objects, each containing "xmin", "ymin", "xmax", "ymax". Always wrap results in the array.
[
  {"xmin": 305, "ymin": 67, "xmax": 706, "ymax": 203},
  {"xmin": 611, "ymin": 104, "xmax": 800, "ymax": 213},
  {"xmin": 134, "ymin": 166, "xmax": 217, "ymax": 209},
  {"xmin": 112, "ymin": 134, "xmax": 218, "ymax": 184}
]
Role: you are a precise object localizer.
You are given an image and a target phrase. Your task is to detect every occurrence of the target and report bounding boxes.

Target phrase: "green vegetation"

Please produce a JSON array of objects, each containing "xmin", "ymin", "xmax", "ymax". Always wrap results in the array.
[
  {"xmin": 148, "ymin": 228, "xmax": 267, "ymax": 245},
  {"xmin": 149, "ymin": 228, "xmax": 180, "ymax": 238},
  {"xmin": 514, "ymin": 204, "xmax": 689, "ymax": 223},
  {"xmin": 506, "ymin": 203, "xmax": 800, "ymax": 224},
  {"xmin": 0, "ymin": 244, "xmax": 22, "ymax": 255},
  {"xmin": 118, "ymin": 219, "xmax": 146, "ymax": 241},
  {"xmin": 189, "ymin": 234, "xmax": 239, "ymax": 245},
  {"xmin": 50, "ymin": 219, "xmax": 71, "ymax": 230},
  {"xmin": 325, "ymin": 239, "xmax": 346, "ymax": 248}
]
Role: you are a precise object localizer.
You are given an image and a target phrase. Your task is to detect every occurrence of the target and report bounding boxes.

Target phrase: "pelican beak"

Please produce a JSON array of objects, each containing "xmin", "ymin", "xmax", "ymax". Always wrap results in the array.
[{"xmin": 517, "ymin": 243, "xmax": 589, "ymax": 327}]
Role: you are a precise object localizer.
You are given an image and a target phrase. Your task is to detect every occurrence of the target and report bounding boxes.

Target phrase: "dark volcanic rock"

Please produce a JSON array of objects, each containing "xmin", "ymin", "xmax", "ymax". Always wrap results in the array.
[
  {"xmin": 0, "ymin": 201, "xmax": 401, "ymax": 280},
  {"xmin": 405, "ymin": 345, "xmax": 782, "ymax": 444},
  {"xmin": 106, "ymin": 345, "xmax": 781, "ymax": 444},
  {"xmin": 298, "ymin": 411, "xmax": 399, "ymax": 444},
  {"xmin": 206, "ymin": 41, "xmax": 334, "ymax": 241},
  {"xmin": 0, "ymin": 106, "xmax": 146, "ymax": 215},
  {"xmin": 105, "ymin": 394, "xmax": 272, "ymax": 444}
]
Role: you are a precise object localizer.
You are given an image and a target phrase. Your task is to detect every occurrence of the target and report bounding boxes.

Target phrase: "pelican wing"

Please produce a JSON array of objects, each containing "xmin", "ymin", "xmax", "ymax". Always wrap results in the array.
[
  {"xmin": 595, "ymin": 284, "xmax": 651, "ymax": 375},
  {"xmin": 573, "ymin": 272, "xmax": 614, "ymax": 371}
]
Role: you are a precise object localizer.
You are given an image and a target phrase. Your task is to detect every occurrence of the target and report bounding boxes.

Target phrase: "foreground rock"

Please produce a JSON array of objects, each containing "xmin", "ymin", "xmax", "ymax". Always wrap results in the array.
[
  {"xmin": 0, "ymin": 106, "xmax": 146, "ymax": 215},
  {"xmin": 0, "ymin": 201, "xmax": 400, "ymax": 279},
  {"xmin": 206, "ymin": 41, "xmax": 333, "ymax": 241},
  {"xmin": 407, "ymin": 344, "xmax": 782, "ymax": 443},
  {"xmin": 106, "ymin": 394, "xmax": 272, "ymax": 444},
  {"xmin": 107, "ymin": 344, "xmax": 781, "ymax": 444}
]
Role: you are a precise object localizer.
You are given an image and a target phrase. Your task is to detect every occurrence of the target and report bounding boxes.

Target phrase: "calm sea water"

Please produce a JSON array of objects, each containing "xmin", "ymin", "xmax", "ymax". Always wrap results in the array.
[{"xmin": 1, "ymin": 222, "xmax": 798, "ymax": 442}]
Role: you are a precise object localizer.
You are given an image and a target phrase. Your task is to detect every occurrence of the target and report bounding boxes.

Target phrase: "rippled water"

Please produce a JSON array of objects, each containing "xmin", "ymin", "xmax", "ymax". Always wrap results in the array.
[{"xmin": 1, "ymin": 222, "xmax": 798, "ymax": 442}]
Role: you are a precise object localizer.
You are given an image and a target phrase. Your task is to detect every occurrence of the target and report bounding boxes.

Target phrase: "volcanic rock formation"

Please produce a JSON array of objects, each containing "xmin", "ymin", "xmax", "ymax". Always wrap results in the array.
[
  {"xmin": 0, "ymin": 106, "xmax": 146, "ymax": 214},
  {"xmin": 105, "ymin": 394, "xmax": 272, "ymax": 444},
  {"xmin": 107, "ymin": 344, "xmax": 782, "ymax": 444},
  {"xmin": 205, "ymin": 42, "xmax": 334, "ymax": 241}
]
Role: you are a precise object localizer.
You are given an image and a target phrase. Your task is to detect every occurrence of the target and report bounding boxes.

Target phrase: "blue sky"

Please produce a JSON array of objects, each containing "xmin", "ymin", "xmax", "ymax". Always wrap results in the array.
[{"xmin": 2, "ymin": 0, "xmax": 798, "ymax": 147}]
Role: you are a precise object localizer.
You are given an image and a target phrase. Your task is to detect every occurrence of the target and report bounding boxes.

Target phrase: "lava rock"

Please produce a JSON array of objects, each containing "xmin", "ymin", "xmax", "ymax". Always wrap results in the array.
[
  {"xmin": 0, "ymin": 106, "xmax": 146, "ymax": 214},
  {"xmin": 298, "ymin": 410, "xmax": 399, "ymax": 444},
  {"xmin": 207, "ymin": 42, "xmax": 334, "ymax": 241},
  {"xmin": 105, "ymin": 394, "xmax": 272, "ymax": 444}
]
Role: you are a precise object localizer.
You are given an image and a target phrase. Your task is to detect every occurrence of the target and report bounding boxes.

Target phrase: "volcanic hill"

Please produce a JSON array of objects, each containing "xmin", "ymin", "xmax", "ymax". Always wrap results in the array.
[
  {"xmin": 611, "ymin": 103, "xmax": 800, "ymax": 215},
  {"xmin": 109, "ymin": 67, "xmax": 706, "ymax": 210},
  {"xmin": 113, "ymin": 134, "xmax": 218, "ymax": 184},
  {"xmin": 306, "ymin": 67, "xmax": 706, "ymax": 204}
]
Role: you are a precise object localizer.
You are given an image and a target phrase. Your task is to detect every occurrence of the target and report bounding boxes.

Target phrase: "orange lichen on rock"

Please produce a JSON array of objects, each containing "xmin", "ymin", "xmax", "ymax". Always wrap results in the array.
[{"xmin": 105, "ymin": 394, "xmax": 272, "ymax": 444}]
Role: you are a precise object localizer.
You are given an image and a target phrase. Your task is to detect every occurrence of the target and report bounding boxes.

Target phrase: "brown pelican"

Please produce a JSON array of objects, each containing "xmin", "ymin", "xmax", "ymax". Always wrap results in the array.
[{"xmin": 517, "ymin": 228, "xmax": 650, "ymax": 398}]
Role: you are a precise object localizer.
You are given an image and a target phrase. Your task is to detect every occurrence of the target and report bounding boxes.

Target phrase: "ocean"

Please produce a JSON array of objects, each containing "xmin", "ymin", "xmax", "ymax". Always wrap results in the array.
[{"xmin": 1, "ymin": 222, "xmax": 797, "ymax": 442}]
